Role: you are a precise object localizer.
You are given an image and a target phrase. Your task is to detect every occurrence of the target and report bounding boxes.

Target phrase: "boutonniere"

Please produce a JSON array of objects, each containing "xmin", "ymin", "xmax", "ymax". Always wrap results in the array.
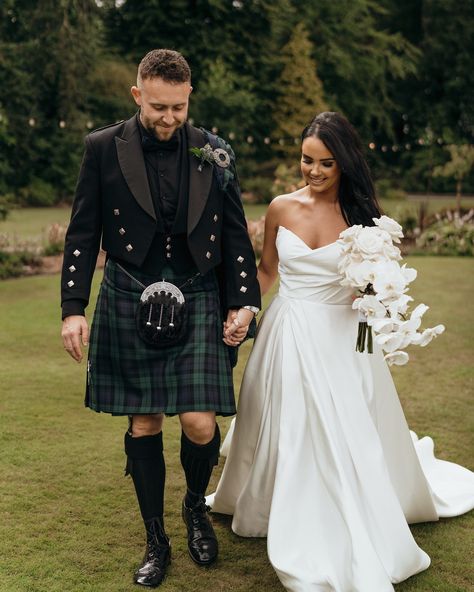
[{"xmin": 190, "ymin": 143, "xmax": 231, "ymax": 172}]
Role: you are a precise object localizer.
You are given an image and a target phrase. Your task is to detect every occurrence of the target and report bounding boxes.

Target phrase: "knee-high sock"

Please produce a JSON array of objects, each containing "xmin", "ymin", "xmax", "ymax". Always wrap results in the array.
[
  {"xmin": 124, "ymin": 431, "xmax": 166, "ymax": 522},
  {"xmin": 180, "ymin": 424, "xmax": 220, "ymax": 506}
]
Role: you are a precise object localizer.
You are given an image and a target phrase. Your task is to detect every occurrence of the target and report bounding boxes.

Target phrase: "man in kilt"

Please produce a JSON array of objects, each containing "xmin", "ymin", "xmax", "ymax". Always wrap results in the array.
[{"xmin": 60, "ymin": 49, "xmax": 260, "ymax": 587}]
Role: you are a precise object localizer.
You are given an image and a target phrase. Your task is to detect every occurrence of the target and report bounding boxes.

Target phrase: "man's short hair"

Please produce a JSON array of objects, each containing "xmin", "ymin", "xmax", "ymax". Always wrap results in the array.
[{"xmin": 138, "ymin": 49, "xmax": 191, "ymax": 85}]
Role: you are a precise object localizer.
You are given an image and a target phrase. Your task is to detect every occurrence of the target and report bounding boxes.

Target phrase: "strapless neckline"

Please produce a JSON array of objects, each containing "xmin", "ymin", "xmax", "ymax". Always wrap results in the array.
[{"xmin": 278, "ymin": 225, "xmax": 339, "ymax": 253}]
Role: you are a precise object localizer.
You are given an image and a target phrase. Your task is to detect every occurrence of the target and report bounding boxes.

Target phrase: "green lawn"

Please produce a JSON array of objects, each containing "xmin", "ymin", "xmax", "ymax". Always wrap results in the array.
[
  {"xmin": 0, "ymin": 258, "xmax": 472, "ymax": 592},
  {"xmin": 0, "ymin": 206, "xmax": 72, "ymax": 245}
]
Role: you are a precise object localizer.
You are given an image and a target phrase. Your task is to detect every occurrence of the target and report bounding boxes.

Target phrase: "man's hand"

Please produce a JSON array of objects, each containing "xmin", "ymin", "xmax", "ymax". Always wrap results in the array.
[
  {"xmin": 61, "ymin": 315, "xmax": 89, "ymax": 362},
  {"xmin": 223, "ymin": 308, "xmax": 254, "ymax": 347}
]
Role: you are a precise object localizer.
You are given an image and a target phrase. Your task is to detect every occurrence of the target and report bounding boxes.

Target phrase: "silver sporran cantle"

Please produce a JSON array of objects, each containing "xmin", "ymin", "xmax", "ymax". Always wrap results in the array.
[{"xmin": 136, "ymin": 280, "xmax": 188, "ymax": 347}]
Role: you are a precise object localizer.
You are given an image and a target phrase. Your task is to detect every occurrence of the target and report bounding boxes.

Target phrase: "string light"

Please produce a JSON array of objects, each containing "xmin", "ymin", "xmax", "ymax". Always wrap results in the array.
[{"xmin": 15, "ymin": 116, "xmax": 450, "ymax": 152}]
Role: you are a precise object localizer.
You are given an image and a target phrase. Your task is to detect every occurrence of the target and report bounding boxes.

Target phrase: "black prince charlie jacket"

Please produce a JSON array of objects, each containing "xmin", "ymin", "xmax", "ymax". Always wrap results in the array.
[{"xmin": 61, "ymin": 117, "xmax": 261, "ymax": 319}]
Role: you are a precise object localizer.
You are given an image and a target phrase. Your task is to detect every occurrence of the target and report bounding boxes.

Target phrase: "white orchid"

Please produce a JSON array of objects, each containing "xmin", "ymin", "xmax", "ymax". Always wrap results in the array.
[
  {"xmin": 373, "ymin": 215, "xmax": 404, "ymax": 243},
  {"xmin": 372, "ymin": 262, "xmax": 409, "ymax": 303},
  {"xmin": 410, "ymin": 303, "xmax": 429, "ymax": 320},
  {"xmin": 400, "ymin": 263, "xmax": 417, "ymax": 284},
  {"xmin": 375, "ymin": 331, "xmax": 406, "ymax": 353},
  {"xmin": 384, "ymin": 351, "xmax": 409, "ymax": 366},
  {"xmin": 371, "ymin": 317, "xmax": 401, "ymax": 334},
  {"xmin": 338, "ymin": 216, "xmax": 445, "ymax": 364},
  {"xmin": 352, "ymin": 295, "xmax": 386, "ymax": 323},
  {"xmin": 411, "ymin": 324, "xmax": 445, "ymax": 346},
  {"xmin": 387, "ymin": 294, "xmax": 413, "ymax": 317}
]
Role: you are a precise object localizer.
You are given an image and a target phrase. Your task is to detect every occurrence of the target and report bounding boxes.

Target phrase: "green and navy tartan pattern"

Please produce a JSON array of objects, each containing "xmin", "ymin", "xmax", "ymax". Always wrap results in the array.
[
  {"xmin": 203, "ymin": 129, "xmax": 236, "ymax": 191},
  {"xmin": 85, "ymin": 260, "xmax": 235, "ymax": 416}
]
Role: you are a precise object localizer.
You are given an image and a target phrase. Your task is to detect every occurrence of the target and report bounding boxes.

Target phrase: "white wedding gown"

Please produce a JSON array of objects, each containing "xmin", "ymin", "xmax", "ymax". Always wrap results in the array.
[{"xmin": 208, "ymin": 226, "xmax": 474, "ymax": 592}]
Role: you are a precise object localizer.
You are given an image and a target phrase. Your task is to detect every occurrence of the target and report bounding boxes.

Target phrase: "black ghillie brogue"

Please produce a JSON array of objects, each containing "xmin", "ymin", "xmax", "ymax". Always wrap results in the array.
[
  {"xmin": 134, "ymin": 517, "xmax": 171, "ymax": 587},
  {"xmin": 182, "ymin": 496, "xmax": 218, "ymax": 566}
]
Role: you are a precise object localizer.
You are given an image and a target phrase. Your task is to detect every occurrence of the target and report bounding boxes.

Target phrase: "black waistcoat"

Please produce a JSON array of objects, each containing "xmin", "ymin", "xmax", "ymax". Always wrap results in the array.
[{"xmin": 119, "ymin": 116, "xmax": 196, "ymax": 276}]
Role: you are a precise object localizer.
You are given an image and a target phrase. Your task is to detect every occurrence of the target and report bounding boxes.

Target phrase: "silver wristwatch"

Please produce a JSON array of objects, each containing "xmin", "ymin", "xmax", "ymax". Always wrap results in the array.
[{"xmin": 243, "ymin": 305, "xmax": 260, "ymax": 315}]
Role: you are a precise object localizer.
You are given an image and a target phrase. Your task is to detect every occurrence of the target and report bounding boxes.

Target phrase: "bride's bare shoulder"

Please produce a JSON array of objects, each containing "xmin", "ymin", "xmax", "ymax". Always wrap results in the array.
[{"xmin": 267, "ymin": 188, "xmax": 307, "ymax": 216}]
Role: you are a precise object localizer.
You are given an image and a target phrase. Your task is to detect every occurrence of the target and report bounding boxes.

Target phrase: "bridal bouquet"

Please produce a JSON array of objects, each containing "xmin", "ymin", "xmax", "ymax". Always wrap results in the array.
[{"xmin": 337, "ymin": 216, "xmax": 445, "ymax": 366}]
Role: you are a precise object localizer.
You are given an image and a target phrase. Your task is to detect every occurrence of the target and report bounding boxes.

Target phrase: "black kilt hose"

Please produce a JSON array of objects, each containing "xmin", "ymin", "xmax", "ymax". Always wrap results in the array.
[{"xmin": 86, "ymin": 260, "xmax": 235, "ymax": 416}]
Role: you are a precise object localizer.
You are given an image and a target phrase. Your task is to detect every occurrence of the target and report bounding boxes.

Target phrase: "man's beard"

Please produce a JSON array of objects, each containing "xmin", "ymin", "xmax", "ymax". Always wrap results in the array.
[{"xmin": 142, "ymin": 114, "xmax": 185, "ymax": 140}]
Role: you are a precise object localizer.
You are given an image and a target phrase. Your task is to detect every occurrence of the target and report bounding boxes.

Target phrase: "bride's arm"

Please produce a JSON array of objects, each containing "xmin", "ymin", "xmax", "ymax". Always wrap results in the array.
[{"xmin": 257, "ymin": 198, "xmax": 282, "ymax": 296}]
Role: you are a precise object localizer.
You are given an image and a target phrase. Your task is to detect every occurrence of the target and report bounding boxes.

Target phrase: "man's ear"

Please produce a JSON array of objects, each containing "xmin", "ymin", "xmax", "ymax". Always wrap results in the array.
[{"xmin": 131, "ymin": 86, "xmax": 141, "ymax": 105}]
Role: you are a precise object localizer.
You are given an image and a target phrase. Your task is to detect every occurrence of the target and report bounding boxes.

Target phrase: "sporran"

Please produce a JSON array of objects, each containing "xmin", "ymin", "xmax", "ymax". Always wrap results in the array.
[{"xmin": 116, "ymin": 263, "xmax": 199, "ymax": 347}]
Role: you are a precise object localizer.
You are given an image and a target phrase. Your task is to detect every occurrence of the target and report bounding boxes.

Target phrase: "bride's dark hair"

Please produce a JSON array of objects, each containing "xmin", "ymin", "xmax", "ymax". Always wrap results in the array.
[{"xmin": 301, "ymin": 112, "xmax": 381, "ymax": 226}]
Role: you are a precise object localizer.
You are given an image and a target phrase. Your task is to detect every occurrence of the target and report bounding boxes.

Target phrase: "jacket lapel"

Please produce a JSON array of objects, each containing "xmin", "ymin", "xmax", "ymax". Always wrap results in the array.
[
  {"xmin": 115, "ymin": 116, "xmax": 156, "ymax": 221},
  {"xmin": 186, "ymin": 123, "xmax": 213, "ymax": 235}
]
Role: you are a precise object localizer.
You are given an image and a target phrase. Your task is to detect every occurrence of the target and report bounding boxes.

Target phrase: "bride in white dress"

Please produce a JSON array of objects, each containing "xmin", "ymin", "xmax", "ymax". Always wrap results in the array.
[{"xmin": 209, "ymin": 112, "xmax": 474, "ymax": 591}]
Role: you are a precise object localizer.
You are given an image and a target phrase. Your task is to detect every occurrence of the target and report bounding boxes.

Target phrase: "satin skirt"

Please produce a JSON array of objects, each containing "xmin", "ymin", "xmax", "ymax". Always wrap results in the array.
[{"xmin": 209, "ymin": 294, "xmax": 474, "ymax": 591}]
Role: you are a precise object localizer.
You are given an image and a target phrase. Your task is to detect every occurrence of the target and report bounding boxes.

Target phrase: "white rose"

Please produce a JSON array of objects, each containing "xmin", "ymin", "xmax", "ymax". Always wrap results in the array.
[
  {"xmin": 382, "ymin": 242, "xmax": 402, "ymax": 260},
  {"xmin": 384, "ymin": 350, "xmax": 409, "ymax": 366},
  {"xmin": 354, "ymin": 227, "xmax": 390, "ymax": 259},
  {"xmin": 339, "ymin": 224, "xmax": 363, "ymax": 243},
  {"xmin": 373, "ymin": 216, "xmax": 404, "ymax": 243},
  {"xmin": 344, "ymin": 260, "xmax": 377, "ymax": 288}
]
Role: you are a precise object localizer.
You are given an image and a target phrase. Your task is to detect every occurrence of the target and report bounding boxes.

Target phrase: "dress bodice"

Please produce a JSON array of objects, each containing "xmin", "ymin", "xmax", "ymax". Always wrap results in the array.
[{"xmin": 276, "ymin": 226, "xmax": 354, "ymax": 305}]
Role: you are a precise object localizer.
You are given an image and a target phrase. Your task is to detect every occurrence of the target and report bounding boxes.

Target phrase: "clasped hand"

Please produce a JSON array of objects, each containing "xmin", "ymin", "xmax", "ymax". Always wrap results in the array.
[{"xmin": 223, "ymin": 308, "xmax": 254, "ymax": 347}]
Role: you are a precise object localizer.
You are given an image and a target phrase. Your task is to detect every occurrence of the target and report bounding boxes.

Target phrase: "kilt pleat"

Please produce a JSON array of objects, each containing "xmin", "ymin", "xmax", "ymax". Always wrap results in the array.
[{"xmin": 85, "ymin": 259, "xmax": 235, "ymax": 416}]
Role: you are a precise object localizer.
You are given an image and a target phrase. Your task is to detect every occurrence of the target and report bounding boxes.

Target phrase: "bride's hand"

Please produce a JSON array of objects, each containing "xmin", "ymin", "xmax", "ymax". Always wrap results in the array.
[{"xmin": 223, "ymin": 309, "xmax": 252, "ymax": 346}]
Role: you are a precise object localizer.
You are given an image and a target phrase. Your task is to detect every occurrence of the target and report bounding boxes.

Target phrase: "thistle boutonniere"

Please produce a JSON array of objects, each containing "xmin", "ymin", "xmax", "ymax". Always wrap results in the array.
[{"xmin": 190, "ymin": 143, "xmax": 231, "ymax": 172}]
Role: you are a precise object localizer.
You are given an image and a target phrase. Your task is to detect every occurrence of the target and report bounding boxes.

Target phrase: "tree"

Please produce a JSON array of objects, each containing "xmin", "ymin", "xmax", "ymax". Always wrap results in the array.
[
  {"xmin": 433, "ymin": 145, "xmax": 474, "ymax": 212},
  {"xmin": 295, "ymin": 0, "xmax": 419, "ymax": 143},
  {"xmin": 271, "ymin": 23, "xmax": 328, "ymax": 159},
  {"xmin": 0, "ymin": 0, "xmax": 105, "ymax": 202}
]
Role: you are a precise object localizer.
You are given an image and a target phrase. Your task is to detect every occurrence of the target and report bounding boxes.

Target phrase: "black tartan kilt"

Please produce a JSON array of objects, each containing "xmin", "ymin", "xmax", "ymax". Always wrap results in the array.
[{"xmin": 85, "ymin": 259, "xmax": 236, "ymax": 416}]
